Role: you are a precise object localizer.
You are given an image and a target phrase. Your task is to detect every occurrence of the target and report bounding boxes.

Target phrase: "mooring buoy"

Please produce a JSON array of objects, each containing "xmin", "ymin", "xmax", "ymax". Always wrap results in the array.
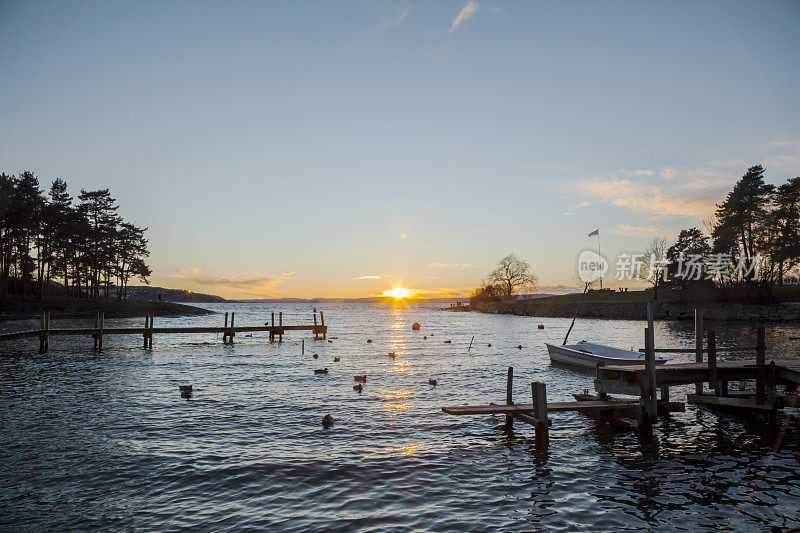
[{"xmin": 322, "ymin": 414, "xmax": 334, "ymax": 428}]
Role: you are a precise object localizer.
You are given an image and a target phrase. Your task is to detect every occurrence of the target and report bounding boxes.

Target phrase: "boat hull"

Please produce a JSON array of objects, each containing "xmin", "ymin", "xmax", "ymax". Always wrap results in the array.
[{"xmin": 546, "ymin": 343, "xmax": 668, "ymax": 371}]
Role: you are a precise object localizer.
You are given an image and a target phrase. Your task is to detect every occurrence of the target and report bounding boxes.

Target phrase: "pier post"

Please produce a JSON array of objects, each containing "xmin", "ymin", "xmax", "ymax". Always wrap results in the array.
[
  {"xmin": 98, "ymin": 312, "xmax": 104, "ymax": 351},
  {"xmin": 270, "ymin": 312, "xmax": 275, "ymax": 342},
  {"xmin": 229, "ymin": 312, "xmax": 235, "ymax": 343},
  {"xmin": 531, "ymin": 382, "xmax": 549, "ymax": 449},
  {"xmin": 144, "ymin": 315, "xmax": 149, "ymax": 348},
  {"xmin": 645, "ymin": 303, "xmax": 657, "ymax": 418},
  {"xmin": 302, "ymin": 339, "xmax": 305, "ymax": 355},
  {"xmin": 279, "ymin": 312, "xmax": 282, "ymax": 343},
  {"xmin": 224, "ymin": 312, "xmax": 229, "ymax": 343},
  {"xmin": 320, "ymin": 311, "xmax": 326, "ymax": 339},
  {"xmin": 94, "ymin": 312, "xmax": 99, "ymax": 351},
  {"xmin": 313, "ymin": 311, "xmax": 318, "ymax": 340},
  {"xmin": 505, "ymin": 367, "xmax": 514, "ymax": 428},
  {"xmin": 39, "ymin": 312, "xmax": 47, "ymax": 353},
  {"xmin": 642, "ymin": 327, "xmax": 656, "ymax": 422},
  {"xmin": 756, "ymin": 327, "xmax": 766, "ymax": 405},
  {"xmin": 708, "ymin": 329, "xmax": 718, "ymax": 396},
  {"xmin": 148, "ymin": 313, "xmax": 153, "ymax": 348},
  {"xmin": 45, "ymin": 312, "xmax": 50, "ymax": 352},
  {"xmin": 694, "ymin": 309, "xmax": 704, "ymax": 394}
]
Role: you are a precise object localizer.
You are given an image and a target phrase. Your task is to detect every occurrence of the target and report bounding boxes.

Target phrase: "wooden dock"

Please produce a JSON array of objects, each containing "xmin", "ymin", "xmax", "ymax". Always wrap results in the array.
[
  {"xmin": 442, "ymin": 304, "xmax": 799, "ymax": 450},
  {"xmin": 0, "ymin": 310, "xmax": 327, "ymax": 353}
]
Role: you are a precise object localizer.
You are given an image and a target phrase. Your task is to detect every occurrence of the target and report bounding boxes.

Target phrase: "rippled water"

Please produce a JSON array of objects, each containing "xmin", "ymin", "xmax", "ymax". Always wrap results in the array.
[{"xmin": 2, "ymin": 303, "xmax": 800, "ymax": 531}]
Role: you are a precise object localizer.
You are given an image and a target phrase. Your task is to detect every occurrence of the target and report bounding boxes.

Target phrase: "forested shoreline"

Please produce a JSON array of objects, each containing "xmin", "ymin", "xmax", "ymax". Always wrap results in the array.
[{"xmin": 0, "ymin": 171, "xmax": 151, "ymax": 303}]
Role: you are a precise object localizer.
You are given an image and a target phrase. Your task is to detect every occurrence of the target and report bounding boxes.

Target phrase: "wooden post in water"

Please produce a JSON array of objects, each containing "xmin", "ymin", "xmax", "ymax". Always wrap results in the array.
[
  {"xmin": 708, "ymin": 329, "xmax": 718, "ymax": 396},
  {"xmin": 270, "ymin": 312, "xmax": 275, "ymax": 342},
  {"xmin": 531, "ymin": 382, "xmax": 549, "ymax": 449},
  {"xmin": 94, "ymin": 312, "xmax": 99, "ymax": 351},
  {"xmin": 694, "ymin": 309, "xmax": 704, "ymax": 395},
  {"xmin": 756, "ymin": 326, "xmax": 766, "ymax": 405},
  {"xmin": 98, "ymin": 312, "xmax": 105, "ymax": 351},
  {"xmin": 45, "ymin": 312, "xmax": 50, "ymax": 352},
  {"xmin": 224, "ymin": 312, "xmax": 229, "ymax": 343},
  {"xmin": 646, "ymin": 303, "xmax": 657, "ymax": 418},
  {"xmin": 505, "ymin": 367, "xmax": 514, "ymax": 428},
  {"xmin": 320, "ymin": 311, "xmax": 325, "ymax": 340},
  {"xmin": 229, "ymin": 312, "xmax": 235, "ymax": 343},
  {"xmin": 38, "ymin": 312, "xmax": 45, "ymax": 353},
  {"xmin": 279, "ymin": 312, "xmax": 282, "ymax": 343},
  {"xmin": 143, "ymin": 315, "xmax": 149, "ymax": 348},
  {"xmin": 148, "ymin": 314, "xmax": 153, "ymax": 348},
  {"xmin": 313, "ymin": 311, "xmax": 318, "ymax": 340},
  {"xmin": 643, "ymin": 327, "xmax": 656, "ymax": 422},
  {"xmin": 302, "ymin": 339, "xmax": 305, "ymax": 355}
]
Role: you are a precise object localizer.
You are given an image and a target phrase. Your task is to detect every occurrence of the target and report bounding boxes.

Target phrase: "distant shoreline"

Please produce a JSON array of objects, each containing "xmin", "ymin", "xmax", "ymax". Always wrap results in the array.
[{"xmin": 1, "ymin": 295, "xmax": 213, "ymax": 321}]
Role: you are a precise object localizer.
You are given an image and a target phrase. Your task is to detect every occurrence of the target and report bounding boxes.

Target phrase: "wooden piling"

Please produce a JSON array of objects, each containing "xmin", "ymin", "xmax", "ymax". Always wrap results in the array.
[
  {"xmin": 302, "ymin": 339, "xmax": 305, "ymax": 355},
  {"xmin": 708, "ymin": 329, "xmax": 718, "ymax": 396},
  {"xmin": 531, "ymin": 382, "xmax": 549, "ymax": 449},
  {"xmin": 320, "ymin": 311, "xmax": 326, "ymax": 339},
  {"xmin": 93, "ymin": 312, "xmax": 99, "ymax": 350},
  {"xmin": 645, "ymin": 303, "xmax": 657, "ymax": 419},
  {"xmin": 229, "ymin": 312, "xmax": 235, "ymax": 343},
  {"xmin": 643, "ymin": 327, "xmax": 656, "ymax": 423},
  {"xmin": 279, "ymin": 312, "xmax": 282, "ymax": 343},
  {"xmin": 148, "ymin": 313, "xmax": 153, "ymax": 348},
  {"xmin": 270, "ymin": 312, "xmax": 275, "ymax": 342},
  {"xmin": 98, "ymin": 312, "xmax": 104, "ymax": 351},
  {"xmin": 505, "ymin": 366, "xmax": 514, "ymax": 428},
  {"xmin": 756, "ymin": 326, "xmax": 766, "ymax": 405},
  {"xmin": 313, "ymin": 311, "xmax": 318, "ymax": 340},
  {"xmin": 694, "ymin": 308, "xmax": 704, "ymax": 394},
  {"xmin": 144, "ymin": 314, "xmax": 149, "ymax": 348}
]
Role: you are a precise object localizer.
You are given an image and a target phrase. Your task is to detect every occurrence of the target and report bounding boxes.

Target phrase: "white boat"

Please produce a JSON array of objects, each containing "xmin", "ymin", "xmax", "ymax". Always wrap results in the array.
[{"xmin": 546, "ymin": 340, "xmax": 669, "ymax": 371}]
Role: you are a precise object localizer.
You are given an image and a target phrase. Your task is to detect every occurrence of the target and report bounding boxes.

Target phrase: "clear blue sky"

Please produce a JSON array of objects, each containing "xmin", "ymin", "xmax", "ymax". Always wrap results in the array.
[{"xmin": 1, "ymin": 1, "xmax": 798, "ymax": 298}]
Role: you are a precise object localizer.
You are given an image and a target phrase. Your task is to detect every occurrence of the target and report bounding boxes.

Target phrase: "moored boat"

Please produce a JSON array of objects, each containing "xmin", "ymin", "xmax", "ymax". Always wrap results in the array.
[{"xmin": 546, "ymin": 340, "xmax": 669, "ymax": 371}]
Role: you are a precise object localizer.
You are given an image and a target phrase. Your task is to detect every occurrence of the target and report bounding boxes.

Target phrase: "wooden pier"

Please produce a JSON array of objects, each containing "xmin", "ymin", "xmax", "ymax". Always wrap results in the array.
[
  {"xmin": 0, "ymin": 310, "xmax": 327, "ymax": 353},
  {"xmin": 442, "ymin": 304, "xmax": 799, "ymax": 450}
]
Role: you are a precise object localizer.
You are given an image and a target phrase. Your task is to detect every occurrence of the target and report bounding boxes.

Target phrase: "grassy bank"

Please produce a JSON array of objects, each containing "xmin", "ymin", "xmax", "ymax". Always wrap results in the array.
[{"xmin": 1, "ymin": 294, "xmax": 213, "ymax": 321}]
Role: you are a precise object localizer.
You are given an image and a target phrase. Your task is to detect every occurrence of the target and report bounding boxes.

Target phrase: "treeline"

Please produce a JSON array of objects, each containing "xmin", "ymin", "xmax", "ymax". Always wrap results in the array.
[
  {"xmin": 641, "ymin": 165, "xmax": 800, "ymax": 302},
  {"xmin": 0, "ymin": 171, "xmax": 151, "ymax": 301}
]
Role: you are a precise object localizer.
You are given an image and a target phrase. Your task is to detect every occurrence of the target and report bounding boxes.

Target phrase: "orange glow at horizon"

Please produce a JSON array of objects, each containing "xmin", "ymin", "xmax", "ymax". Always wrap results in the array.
[{"xmin": 383, "ymin": 287, "xmax": 415, "ymax": 299}]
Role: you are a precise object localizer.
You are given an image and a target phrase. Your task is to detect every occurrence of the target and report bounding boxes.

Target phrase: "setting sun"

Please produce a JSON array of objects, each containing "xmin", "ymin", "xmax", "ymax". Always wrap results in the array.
[{"xmin": 383, "ymin": 287, "xmax": 415, "ymax": 299}]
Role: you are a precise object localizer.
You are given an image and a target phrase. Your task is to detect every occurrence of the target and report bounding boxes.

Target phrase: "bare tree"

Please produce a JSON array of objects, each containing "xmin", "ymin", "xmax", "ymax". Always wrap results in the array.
[
  {"xmin": 486, "ymin": 254, "xmax": 537, "ymax": 296},
  {"xmin": 640, "ymin": 237, "xmax": 669, "ymax": 300}
]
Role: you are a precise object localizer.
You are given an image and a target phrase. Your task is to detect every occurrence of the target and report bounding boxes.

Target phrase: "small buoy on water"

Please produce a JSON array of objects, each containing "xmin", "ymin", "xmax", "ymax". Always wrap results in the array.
[
  {"xmin": 444, "ymin": 340, "xmax": 451, "ymax": 344},
  {"xmin": 367, "ymin": 339, "xmax": 373, "ymax": 343},
  {"xmin": 387, "ymin": 352, "xmax": 395, "ymax": 357},
  {"xmin": 328, "ymin": 340, "xmax": 333, "ymax": 343},
  {"xmin": 322, "ymin": 414, "xmax": 334, "ymax": 428},
  {"xmin": 179, "ymin": 385, "xmax": 192, "ymax": 398},
  {"xmin": 313, "ymin": 353, "xmax": 319, "ymax": 359},
  {"xmin": 423, "ymin": 336, "xmax": 427, "ymax": 340},
  {"xmin": 430, "ymin": 334, "xmax": 434, "ymax": 337},
  {"xmin": 354, "ymin": 375, "xmax": 367, "ymax": 382},
  {"xmin": 412, "ymin": 323, "xmax": 421, "ymax": 330},
  {"xmin": 314, "ymin": 368, "xmax": 329, "ymax": 374},
  {"xmin": 487, "ymin": 343, "xmax": 492, "ymax": 347},
  {"xmin": 353, "ymin": 383, "xmax": 363, "ymax": 392},
  {"xmin": 538, "ymin": 324, "xmax": 544, "ymax": 329},
  {"xmin": 517, "ymin": 345, "xmax": 523, "ymax": 350},
  {"xmin": 334, "ymin": 357, "xmax": 340, "ymax": 362},
  {"xmin": 428, "ymin": 379, "xmax": 437, "ymax": 386}
]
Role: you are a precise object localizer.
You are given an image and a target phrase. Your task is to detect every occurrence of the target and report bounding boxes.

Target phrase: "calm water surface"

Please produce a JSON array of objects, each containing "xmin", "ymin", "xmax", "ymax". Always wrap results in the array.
[{"xmin": 2, "ymin": 303, "xmax": 800, "ymax": 531}]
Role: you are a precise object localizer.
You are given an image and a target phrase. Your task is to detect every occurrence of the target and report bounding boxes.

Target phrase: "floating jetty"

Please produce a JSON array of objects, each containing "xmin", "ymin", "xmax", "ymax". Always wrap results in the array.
[
  {"xmin": 0, "ymin": 310, "xmax": 327, "ymax": 353},
  {"xmin": 443, "ymin": 304, "xmax": 799, "ymax": 450}
]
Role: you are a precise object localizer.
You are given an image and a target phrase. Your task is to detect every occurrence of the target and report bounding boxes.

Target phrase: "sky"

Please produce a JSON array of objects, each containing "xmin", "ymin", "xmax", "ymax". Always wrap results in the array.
[{"xmin": 1, "ymin": 1, "xmax": 798, "ymax": 299}]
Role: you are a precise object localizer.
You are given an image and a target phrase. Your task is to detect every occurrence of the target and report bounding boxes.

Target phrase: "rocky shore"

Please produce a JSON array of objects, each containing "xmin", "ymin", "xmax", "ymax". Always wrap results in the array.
[{"xmin": 470, "ymin": 300, "xmax": 800, "ymax": 322}]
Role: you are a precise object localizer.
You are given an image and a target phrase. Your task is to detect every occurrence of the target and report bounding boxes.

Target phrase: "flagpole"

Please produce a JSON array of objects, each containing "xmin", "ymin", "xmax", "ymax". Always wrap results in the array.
[{"xmin": 596, "ymin": 232, "xmax": 602, "ymax": 290}]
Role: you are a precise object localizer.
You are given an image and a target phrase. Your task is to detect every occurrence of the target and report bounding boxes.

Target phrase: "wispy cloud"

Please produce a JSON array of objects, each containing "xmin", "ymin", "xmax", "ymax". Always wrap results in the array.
[
  {"xmin": 427, "ymin": 262, "xmax": 479, "ymax": 268},
  {"xmin": 614, "ymin": 224, "xmax": 663, "ymax": 236},
  {"xmin": 367, "ymin": 1, "xmax": 411, "ymax": 35},
  {"xmin": 352, "ymin": 275, "xmax": 383, "ymax": 280},
  {"xmin": 169, "ymin": 268, "xmax": 292, "ymax": 296},
  {"xmin": 563, "ymin": 201, "xmax": 590, "ymax": 216},
  {"xmin": 449, "ymin": 1, "xmax": 478, "ymax": 33}
]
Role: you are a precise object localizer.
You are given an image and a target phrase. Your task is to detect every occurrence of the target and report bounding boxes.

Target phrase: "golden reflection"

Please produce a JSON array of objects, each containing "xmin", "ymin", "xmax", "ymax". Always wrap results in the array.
[{"xmin": 391, "ymin": 444, "xmax": 418, "ymax": 456}]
